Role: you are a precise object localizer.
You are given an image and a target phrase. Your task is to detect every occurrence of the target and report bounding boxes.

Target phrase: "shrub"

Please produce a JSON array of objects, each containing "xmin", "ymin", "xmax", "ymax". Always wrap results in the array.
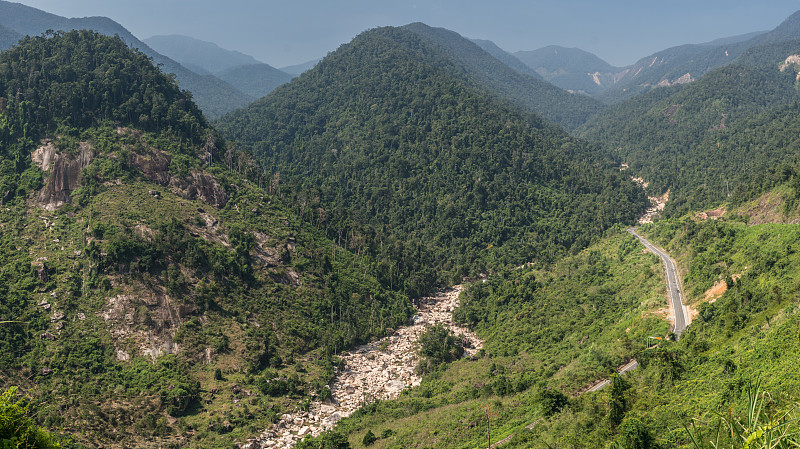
[
  {"xmin": 362, "ymin": 430, "xmax": 377, "ymax": 446},
  {"xmin": 416, "ymin": 324, "xmax": 464, "ymax": 374}
]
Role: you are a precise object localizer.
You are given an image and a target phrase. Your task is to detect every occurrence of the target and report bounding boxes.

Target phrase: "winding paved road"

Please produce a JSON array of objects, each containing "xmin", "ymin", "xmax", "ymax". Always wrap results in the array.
[
  {"xmin": 628, "ymin": 227, "xmax": 688, "ymax": 336},
  {"xmin": 490, "ymin": 229, "xmax": 688, "ymax": 447}
]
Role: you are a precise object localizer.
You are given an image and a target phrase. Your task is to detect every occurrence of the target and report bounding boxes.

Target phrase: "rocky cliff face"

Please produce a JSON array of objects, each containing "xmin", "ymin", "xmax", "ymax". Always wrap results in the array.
[
  {"xmin": 32, "ymin": 140, "xmax": 94, "ymax": 210},
  {"xmin": 169, "ymin": 169, "xmax": 229, "ymax": 208},
  {"xmin": 33, "ymin": 129, "xmax": 230, "ymax": 211}
]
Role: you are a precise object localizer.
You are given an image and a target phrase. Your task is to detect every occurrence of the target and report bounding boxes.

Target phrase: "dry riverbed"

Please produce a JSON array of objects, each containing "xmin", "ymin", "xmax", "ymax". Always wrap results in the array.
[{"xmin": 243, "ymin": 285, "xmax": 483, "ymax": 449}]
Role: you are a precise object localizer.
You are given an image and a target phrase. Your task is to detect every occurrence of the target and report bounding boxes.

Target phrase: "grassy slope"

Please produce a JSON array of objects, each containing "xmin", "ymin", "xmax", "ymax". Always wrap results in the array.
[{"xmin": 299, "ymin": 228, "xmax": 668, "ymax": 448}]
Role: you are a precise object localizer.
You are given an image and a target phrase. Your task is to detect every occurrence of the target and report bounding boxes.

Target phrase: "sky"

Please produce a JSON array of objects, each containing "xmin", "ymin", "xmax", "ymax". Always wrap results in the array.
[{"xmin": 11, "ymin": 0, "xmax": 800, "ymax": 68}]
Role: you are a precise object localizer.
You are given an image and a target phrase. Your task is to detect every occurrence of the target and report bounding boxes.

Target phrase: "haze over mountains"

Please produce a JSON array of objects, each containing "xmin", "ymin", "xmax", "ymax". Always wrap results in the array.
[
  {"xmin": 145, "ymin": 34, "xmax": 294, "ymax": 99},
  {"xmin": 145, "ymin": 34, "xmax": 264, "ymax": 74},
  {"xmin": 0, "ymin": 1, "xmax": 298, "ymax": 117},
  {"xmin": 6, "ymin": 2, "xmax": 800, "ymax": 449}
]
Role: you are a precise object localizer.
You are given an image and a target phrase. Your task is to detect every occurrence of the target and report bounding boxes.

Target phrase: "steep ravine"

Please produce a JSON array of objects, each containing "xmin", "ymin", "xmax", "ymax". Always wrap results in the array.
[{"xmin": 243, "ymin": 286, "xmax": 483, "ymax": 449}]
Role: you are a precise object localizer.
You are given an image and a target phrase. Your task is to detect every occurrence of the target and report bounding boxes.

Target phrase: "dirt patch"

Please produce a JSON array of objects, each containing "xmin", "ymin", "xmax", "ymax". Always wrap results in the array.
[
  {"xmin": 688, "ymin": 274, "xmax": 742, "ymax": 320},
  {"xmin": 738, "ymin": 190, "xmax": 796, "ymax": 225},
  {"xmin": 695, "ymin": 208, "xmax": 726, "ymax": 221},
  {"xmin": 704, "ymin": 280, "xmax": 727, "ymax": 303},
  {"xmin": 645, "ymin": 306, "xmax": 672, "ymax": 321}
]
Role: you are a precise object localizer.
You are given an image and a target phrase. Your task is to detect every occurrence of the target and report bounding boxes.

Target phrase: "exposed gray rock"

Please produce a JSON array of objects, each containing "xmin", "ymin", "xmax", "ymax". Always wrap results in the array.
[
  {"xmin": 247, "ymin": 285, "xmax": 483, "ymax": 448},
  {"xmin": 33, "ymin": 141, "xmax": 94, "ymax": 210}
]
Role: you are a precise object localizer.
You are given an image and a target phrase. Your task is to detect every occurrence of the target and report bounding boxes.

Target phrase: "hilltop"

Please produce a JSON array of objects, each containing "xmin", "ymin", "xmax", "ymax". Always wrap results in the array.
[
  {"xmin": 216, "ymin": 25, "xmax": 647, "ymax": 299},
  {"xmin": 402, "ymin": 23, "xmax": 605, "ymax": 130}
]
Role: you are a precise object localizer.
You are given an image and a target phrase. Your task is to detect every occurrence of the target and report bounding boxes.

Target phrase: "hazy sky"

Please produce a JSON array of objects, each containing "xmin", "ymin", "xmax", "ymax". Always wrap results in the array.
[{"xmin": 12, "ymin": 0, "xmax": 800, "ymax": 68}]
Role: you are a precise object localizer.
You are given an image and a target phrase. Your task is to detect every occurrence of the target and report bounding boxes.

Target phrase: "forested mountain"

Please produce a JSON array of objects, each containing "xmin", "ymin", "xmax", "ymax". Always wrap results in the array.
[
  {"xmin": 401, "ymin": 23, "xmax": 605, "ymax": 130},
  {"xmin": 514, "ymin": 45, "xmax": 622, "ymax": 95},
  {"xmin": 470, "ymin": 38, "xmax": 543, "ymax": 79},
  {"xmin": 216, "ymin": 25, "xmax": 648, "ymax": 298},
  {"xmin": 578, "ymin": 38, "xmax": 800, "ymax": 215},
  {"xmin": 144, "ymin": 34, "xmax": 262, "ymax": 74},
  {"xmin": 0, "ymin": 0, "xmax": 254, "ymax": 118},
  {"xmin": 598, "ymin": 10, "xmax": 800, "ymax": 103},
  {"xmin": 216, "ymin": 63, "xmax": 294, "ymax": 99},
  {"xmin": 0, "ymin": 30, "xmax": 413, "ymax": 447}
]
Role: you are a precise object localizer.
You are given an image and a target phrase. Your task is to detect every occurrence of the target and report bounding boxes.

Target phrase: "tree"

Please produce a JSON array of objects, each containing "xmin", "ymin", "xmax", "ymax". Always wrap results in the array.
[
  {"xmin": 0, "ymin": 387, "xmax": 62, "ymax": 448},
  {"xmin": 416, "ymin": 324, "xmax": 464, "ymax": 373}
]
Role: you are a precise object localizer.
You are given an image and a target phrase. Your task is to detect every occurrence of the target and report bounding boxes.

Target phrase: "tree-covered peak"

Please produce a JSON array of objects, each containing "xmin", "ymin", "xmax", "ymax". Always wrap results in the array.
[
  {"xmin": 217, "ymin": 23, "xmax": 648, "ymax": 296},
  {"xmin": 0, "ymin": 30, "xmax": 208, "ymax": 144}
]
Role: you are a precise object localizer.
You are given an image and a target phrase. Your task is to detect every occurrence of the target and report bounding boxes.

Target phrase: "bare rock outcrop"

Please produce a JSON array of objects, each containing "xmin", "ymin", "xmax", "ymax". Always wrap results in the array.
[
  {"xmin": 169, "ymin": 169, "xmax": 229, "ymax": 209},
  {"xmin": 132, "ymin": 152, "xmax": 171, "ymax": 185},
  {"xmin": 33, "ymin": 141, "xmax": 94, "ymax": 210},
  {"xmin": 99, "ymin": 291, "xmax": 197, "ymax": 360}
]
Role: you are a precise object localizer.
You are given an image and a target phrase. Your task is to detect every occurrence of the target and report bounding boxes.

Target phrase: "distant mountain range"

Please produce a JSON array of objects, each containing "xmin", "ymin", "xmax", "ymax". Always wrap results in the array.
[
  {"xmin": 506, "ymin": 15, "xmax": 800, "ymax": 103},
  {"xmin": 144, "ymin": 34, "xmax": 262, "ymax": 74},
  {"xmin": 514, "ymin": 45, "xmax": 623, "ymax": 95},
  {"xmin": 145, "ymin": 34, "xmax": 294, "ymax": 99},
  {"xmin": 470, "ymin": 38, "xmax": 543, "ymax": 79},
  {"xmin": 280, "ymin": 59, "xmax": 321, "ymax": 75},
  {"xmin": 3, "ymin": 0, "xmax": 800, "ymax": 126},
  {"xmin": 215, "ymin": 63, "xmax": 293, "ymax": 99},
  {"xmin": 0, "ymin": 2, "xmax": 296, "ymax": 117}
]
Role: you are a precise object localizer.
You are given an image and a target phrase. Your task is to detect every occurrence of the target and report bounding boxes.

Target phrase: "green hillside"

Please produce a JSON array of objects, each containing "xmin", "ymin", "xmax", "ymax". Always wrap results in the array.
[
  {"xmin": 216, "ymin": 63, "xmax": 294, "ymax": 99},
  {"xmin": 0, "ymin": 30, "xmax": 412, "ymax": 448},
  {"xmin": 299, "ymin": 203, "xmax": 800, "ymax": 448},
  {"xmin": 578, "ymin": 42, "xmax": 800, "ymax": 215},
  {"xmin": 294, "ymin": 227, "xmax": 667, "ymax": 448},
  {"xmin": 402, "ymin": 23, "xmax": 605, "ymax": 130},
  {"xmin": 216, "ymin": 25, "xmax": 648, "ymax": 299}
]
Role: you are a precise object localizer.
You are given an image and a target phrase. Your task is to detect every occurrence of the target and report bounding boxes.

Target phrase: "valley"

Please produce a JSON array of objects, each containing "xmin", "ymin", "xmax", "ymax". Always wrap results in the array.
[{"xmin": 2, "ymin": 3, "xmax": 800, "ymax": 449}]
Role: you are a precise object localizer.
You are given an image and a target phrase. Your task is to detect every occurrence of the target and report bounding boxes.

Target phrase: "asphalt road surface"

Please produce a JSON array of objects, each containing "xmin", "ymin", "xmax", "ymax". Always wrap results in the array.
[
  {"xmin": 628, "ymin": 227, "xmax": 688, "ymax": 336},
  {"xmin": 586, "ymin": 360, "xmax": 640, "ymax": 392}
]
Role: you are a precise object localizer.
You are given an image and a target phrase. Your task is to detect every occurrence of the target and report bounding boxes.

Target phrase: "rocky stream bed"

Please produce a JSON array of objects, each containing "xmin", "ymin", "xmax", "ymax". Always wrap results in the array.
[{"xmin": 243, "ymin": 285, "xmax": 483, "ymax": 449}]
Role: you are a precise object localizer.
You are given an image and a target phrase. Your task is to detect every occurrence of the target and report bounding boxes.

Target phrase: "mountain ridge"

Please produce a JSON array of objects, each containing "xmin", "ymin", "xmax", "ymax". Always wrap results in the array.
[
  {"xmin": 144, "ymin": 34, "xmax": 264, "ymax": 74},
  {"xmin": 0, "ymin": 0, "xmax": 254, "ymax": 117},
  {"xmin": 402, "ymin": 22, "xmax": 605, "ymax": 130}
]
